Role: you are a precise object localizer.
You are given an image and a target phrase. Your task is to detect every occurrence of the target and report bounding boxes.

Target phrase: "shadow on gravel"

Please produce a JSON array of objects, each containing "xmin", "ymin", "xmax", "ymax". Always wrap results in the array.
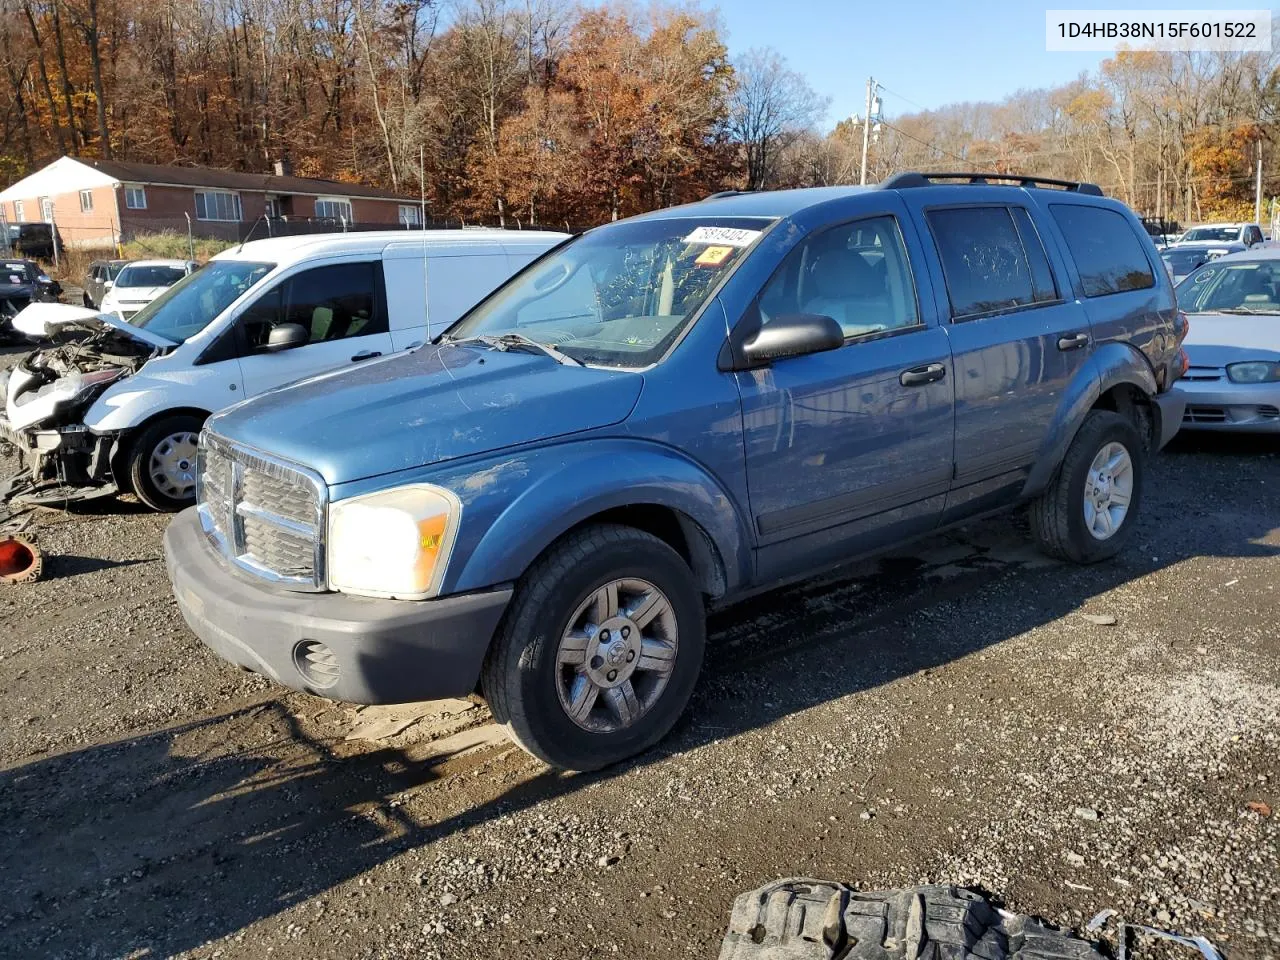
[{"xmin": 1, "ymin": 437, "xmax": 1278, "ymax": 956}]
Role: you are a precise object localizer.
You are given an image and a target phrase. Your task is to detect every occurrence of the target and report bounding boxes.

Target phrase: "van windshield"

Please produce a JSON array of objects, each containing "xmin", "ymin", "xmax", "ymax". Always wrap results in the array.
[
  {"xmin": 445, "ymin": 217, "xmax": 775, "ymax": 367},
  {"xmin": 131, "ymin": 260, "xmax": 274, "ymax": 343}
]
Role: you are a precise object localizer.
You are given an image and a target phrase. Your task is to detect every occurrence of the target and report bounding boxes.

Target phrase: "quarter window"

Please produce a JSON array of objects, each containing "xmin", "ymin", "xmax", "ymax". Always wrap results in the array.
[
  {"xmin": 926, "ymin": 206, "xmax": 1059, "ymax": 320},
  {"xmin": 239, "ymin": 262, "xmax": 385, "ymax": 352},
  {"xmin": 195, "ymin": 190, "xmax": 242, "ymax": 222},
  {"xmin": 125, "ymin": 185, "xmax": 147, "ymax": 209},
  {"xmin": 1049, "ymin": 204, "xmax": 1156, "ymax": 298},
  {"xmin": 79, "ymin": 189, "xmax": 94, "ymax": 212},
  {"xmin": 757, "ymin": 215, "xmax": 921, "ymax": 339},
  {"xmin": 315, "ymin": 197, "xmax": 353, "ymax": 221}
]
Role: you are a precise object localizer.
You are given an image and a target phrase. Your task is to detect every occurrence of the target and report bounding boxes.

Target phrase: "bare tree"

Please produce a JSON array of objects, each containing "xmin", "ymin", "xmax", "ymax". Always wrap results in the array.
[{"xmin": 729, "ymin": 47, "xmax": 827, "ymax": 190}]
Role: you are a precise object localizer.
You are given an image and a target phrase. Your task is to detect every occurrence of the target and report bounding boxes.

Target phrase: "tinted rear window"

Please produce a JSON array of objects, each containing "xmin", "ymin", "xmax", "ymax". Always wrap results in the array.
[
  {"xmin": 1050, "ymin": 204, "xmax": 1156, "ymax": 298},
  {"xmin": 926, "ymin": 206, "xmax": 1059, "ymax": 319}
]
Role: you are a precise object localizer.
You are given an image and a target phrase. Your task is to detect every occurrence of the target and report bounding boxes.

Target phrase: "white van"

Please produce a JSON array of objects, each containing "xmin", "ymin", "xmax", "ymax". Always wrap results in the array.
[{"xmin": 0, "ymin": 229, "xmax": 566, "ymax": 511}]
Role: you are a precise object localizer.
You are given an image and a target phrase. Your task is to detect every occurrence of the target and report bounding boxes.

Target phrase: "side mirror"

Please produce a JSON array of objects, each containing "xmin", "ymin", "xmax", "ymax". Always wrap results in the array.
[
  {"xmin": 738, "ymin": 313, "xmax": 845, "ymax": 367},
  {"xmin": 103, "ymin": 280, "xmax": 113, "ymax": 290},
  {"xmin": 265, "ymin": 322, "xmax": 309, "ymax": 352}
]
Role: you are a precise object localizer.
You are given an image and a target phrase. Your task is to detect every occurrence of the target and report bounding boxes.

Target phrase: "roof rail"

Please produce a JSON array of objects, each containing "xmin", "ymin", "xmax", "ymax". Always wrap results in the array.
[
  {"xmin": 705, "ymin": 190, "xmax": 751, "ymax": 200},
  {"xmin": 880, "ymin": 171, "xmax": 1105, "ymax": 197}
]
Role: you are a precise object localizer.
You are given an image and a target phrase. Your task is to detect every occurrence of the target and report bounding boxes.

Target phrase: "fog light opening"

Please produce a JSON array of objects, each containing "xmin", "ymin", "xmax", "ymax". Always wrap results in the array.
[{"xmin": 293, "ymin": 640, "xmax": 341, "ymax": 690}]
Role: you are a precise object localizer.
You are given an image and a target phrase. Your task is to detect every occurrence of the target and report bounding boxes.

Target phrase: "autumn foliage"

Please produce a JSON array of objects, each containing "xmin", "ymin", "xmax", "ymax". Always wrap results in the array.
[{"xmin": 1, "ymin": 2, "xmax": 1278, "ymax": 226}]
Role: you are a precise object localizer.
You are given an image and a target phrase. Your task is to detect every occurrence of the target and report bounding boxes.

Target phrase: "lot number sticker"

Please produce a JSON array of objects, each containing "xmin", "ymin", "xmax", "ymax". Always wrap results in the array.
[
  {"xmin": 683, "ymin": 226, "xmax": 762, "ymax": 247},
  {"xmin": 694, "ymin": 245, "xmax": 736, "ymax": 267}
]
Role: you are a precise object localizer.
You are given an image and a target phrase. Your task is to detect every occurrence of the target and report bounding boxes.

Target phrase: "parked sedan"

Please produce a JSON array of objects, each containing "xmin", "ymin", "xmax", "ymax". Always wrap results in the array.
[
  {"xmin": 1175, "ymin": 249, "xmax": 1280, "ymax": 431},
  {"xmin": 99, "ymin": 259, "xmax": 197, "ymax": 321}
]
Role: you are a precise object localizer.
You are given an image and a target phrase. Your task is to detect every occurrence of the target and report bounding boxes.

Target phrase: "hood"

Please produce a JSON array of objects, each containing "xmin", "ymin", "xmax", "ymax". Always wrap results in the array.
[
  {"xmin": 10, "ymin": 302, "xmax": 176, "ymax": 349},
  {"xmin": 1182, "ymin": 312, "xmax": 1280, "ymax": 366},
  {"xmin": 1168, "ymin": 241, "xmax": 1245, "ymax": 254},
  {"xmin": 208, "ymin": 344, "xmax": 645, "ymax": 485}
]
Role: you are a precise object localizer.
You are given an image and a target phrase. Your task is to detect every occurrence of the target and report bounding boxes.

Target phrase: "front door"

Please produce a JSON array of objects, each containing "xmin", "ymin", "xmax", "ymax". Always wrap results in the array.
[
  {"xmin": 737, "ymin": 212, "xmax": 956, "ymax": 582},
  {"xmin": 235, "ymin": 260, "xmax": 393, "ymax": 398},
  {"xmin": 914, "ymin": 203, "xmax": 1093, "ymax": 519}
]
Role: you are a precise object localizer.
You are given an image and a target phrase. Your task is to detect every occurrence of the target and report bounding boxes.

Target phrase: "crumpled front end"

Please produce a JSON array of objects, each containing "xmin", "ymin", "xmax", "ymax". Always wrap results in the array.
[{"xmin": 0, "ymin": 320, "xmax": 155, "ymax": 504}]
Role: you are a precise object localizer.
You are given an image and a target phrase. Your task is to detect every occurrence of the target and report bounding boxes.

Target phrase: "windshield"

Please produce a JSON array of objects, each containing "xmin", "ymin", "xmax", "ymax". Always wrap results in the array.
[
  {"xmin": 1177, "ymin": 260, "xmax": 1280, "ymax": 314},
  {"xmin": 1181, "ymin": 227, "xmax": 1238, "ymax": 243},
  {"xmin": 108, "ymin": 262, "xmax": 125, "ymax": 280},
  {"xmin": 132, "ymin": 260, "xmax": 273, "ymax": 342},
  {"xmin": 445, "ymin": 216, "xmax": 775, "ymax": 367},
  {"xmin": 117, "ymin": 264, "xmax": 188, "ymax": 288},
  {"xmin": 2, "ymin": 262, "xmax": 34, "ymax": 284}
]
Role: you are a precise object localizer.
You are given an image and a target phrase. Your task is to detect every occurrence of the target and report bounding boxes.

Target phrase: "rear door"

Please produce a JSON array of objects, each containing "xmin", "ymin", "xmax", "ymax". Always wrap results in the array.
[
  {"xmin": 1042, "ymin": 202, "xmax": 1166, "ymax": 364},
  {"xmin": 234, "ymin": 260, "xmax": 393, "ymax": 398},
  {"xmin": 909, "ymin": 200, "xmax": 1093, "ymax": 520}
]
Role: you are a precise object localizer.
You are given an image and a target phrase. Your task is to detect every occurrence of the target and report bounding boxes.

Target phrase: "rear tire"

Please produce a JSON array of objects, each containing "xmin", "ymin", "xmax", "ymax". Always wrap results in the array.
[
  {"xmin": 481, "ymin": 524, "xmax": 706, "ymax": 771},
  {"xmin": 128, "ymin": 415, "xmax": 205, "ymax": 512},
  {"xmin": 1029, "ymin": 409, "xmax": 1145, "ymax": 564}
]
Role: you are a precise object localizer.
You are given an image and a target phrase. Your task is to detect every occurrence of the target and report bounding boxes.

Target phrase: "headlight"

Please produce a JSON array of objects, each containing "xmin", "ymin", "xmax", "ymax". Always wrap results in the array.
[
  {"xmin": 1226, "ymin": 361, "xmax": 1280, "ymax": 383},
  {"xmin": 327, "ymin": 484, "xmax": 462, "ymax": 599},
  {"xmin": 54, "ymin": 367, "xmax": 125, "ymax": 402}
]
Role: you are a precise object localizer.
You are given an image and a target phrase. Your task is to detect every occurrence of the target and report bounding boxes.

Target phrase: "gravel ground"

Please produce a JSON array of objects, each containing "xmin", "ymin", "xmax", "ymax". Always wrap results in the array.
[{"xmin": 0, "ymin": 341, "xmax": 1278, "ymax": 959}]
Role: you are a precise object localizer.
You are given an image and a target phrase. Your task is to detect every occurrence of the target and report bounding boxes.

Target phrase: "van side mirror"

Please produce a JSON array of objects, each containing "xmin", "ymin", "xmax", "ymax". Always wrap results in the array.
[
  {"xmin": 265, "ymin": 322, "xmax": 309, "ymax": 352},
  {"xmin": 103, "ymin": 280, "xmax": 113, "ymax": 291},
  {"xmin": 738, "ymin": 313, "xmax": 845, "ymax": 367}
]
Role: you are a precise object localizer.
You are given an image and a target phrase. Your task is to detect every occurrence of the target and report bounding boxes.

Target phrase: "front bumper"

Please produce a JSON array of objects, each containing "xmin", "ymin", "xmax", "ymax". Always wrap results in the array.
[
  {"xmin": 164, "ymin": 509, "xmax": 513, "ymax": 704},
  {"xmin": 1173, "ymin": 380, "xmax": 1280, "ymax": 433}
]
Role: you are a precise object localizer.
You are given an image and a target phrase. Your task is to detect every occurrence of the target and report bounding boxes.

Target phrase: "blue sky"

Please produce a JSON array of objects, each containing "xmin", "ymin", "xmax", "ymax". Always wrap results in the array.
[{"xmin": 712, "ymin": 0, "xmax": 1271, "ymax": 127}]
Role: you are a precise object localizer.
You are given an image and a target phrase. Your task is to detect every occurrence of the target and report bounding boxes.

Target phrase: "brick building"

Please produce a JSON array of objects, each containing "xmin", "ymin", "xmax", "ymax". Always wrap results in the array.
[{"xmin": 0, "ymin": 156, "xmax": 425, "ymax": 249}]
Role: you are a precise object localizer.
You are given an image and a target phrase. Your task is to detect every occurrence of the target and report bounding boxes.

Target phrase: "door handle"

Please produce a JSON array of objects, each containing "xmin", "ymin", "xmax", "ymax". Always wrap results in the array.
[
  {"xmin": 899, "ymin": 363, "xmax": 946, "ymax": 387},
  {"xmin": 351, "ymin": 350, "xmax": 382, "ymax": 362},
  {"xmin": 1057, "ymin": 332, "xmax": 1090, "ymax": 351}
]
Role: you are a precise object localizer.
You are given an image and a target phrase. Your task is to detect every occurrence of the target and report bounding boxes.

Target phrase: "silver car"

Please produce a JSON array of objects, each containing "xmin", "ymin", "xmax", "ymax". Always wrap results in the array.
[{"xmin": 1175, "ymin": 249, "xmax": 1280, "ymax": 432}]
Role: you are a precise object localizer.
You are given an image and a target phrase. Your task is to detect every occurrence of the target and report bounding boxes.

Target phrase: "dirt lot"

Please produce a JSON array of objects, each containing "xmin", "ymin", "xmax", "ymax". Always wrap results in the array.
[{"xmin": 1, "ymin": 341, "xmax": 1278, "ymax": 960}]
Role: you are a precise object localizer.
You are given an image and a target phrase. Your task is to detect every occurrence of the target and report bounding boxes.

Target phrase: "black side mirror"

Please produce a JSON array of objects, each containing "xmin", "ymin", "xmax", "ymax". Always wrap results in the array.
[
  {"xmin": 265, "ymin": 322, "xmax": 309, "ymax": 352},
  {"xmin": 737, "ymin": 313, "xmax": 845, "ymax": 368}
]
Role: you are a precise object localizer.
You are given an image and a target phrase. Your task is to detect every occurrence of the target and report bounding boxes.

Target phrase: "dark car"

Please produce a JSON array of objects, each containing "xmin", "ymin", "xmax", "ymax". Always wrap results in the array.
[
  {"xmin": 83, "ymin": 258, "xmax": 128, "ymax": 309},
  {"xmin": 165, "ymin": 171, "xmax": 1189, "ymax": 771},
  {"xmin": 0, "ymin": 258, "xmax": 62, "ymax": 340},
  {"xmin": 11, "ymin": 223, "xmax": 60, "ymax": 260}
]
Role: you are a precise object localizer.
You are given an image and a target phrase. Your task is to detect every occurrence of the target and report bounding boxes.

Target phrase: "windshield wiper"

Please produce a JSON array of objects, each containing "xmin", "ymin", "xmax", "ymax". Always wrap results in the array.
[
  {"xmin": 452, "ymin": 333, "xmax": 582, "ymax": 366},
  {"xmin": 1214, "ymin": 306, "xmax": 1275, "ymax": 315}
]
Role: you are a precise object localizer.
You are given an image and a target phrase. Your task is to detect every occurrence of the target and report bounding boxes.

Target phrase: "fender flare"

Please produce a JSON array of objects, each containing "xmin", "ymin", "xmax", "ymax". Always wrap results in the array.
[
  {"xmin": 1022, "ymin": 341, "xmax": 1157, "ymax": 497},
  {"xmin": 444, "ymin": 439, "xmax": 753, "ymax": 598}
]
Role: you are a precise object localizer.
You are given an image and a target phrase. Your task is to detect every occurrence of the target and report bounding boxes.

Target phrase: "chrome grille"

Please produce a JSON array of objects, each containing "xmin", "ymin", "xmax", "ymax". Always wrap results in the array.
[{"xmin": 196, "ymin": 432, "xmax": 327, "ymax": 589}]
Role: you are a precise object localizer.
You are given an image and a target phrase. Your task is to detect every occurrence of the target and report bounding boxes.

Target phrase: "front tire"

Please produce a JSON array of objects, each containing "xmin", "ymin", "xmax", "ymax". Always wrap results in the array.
[
  {"xmin": 481, "ymin": 524, "xmax": 706, "ymax": 771},
  {"xmin": 128, "ymin": 415, "xmax": 205, "ymax": 512},
  {"xmin": 1029, "ymin": 409, "xmax": 1146, "ymax": 564}
]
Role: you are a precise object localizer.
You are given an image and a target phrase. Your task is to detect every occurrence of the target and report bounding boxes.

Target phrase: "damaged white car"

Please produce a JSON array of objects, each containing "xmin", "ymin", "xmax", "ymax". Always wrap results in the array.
[{"xmin": 0, "ymin": 228, "xmax": 566, "ymax": 511}]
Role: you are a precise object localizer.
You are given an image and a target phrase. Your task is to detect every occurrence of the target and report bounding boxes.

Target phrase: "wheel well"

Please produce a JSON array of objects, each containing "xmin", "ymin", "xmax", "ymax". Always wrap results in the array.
[
  {"xmin": 1092, "ymin": 384, "xmax": 1154, "ymax": 450},
  {"xmin": 110, "ymin": 407, "xmax": 211, "ymax": 487},
  {"xmin": 561, "ymin": 505, "xmax": 728, "ymax": 599}
]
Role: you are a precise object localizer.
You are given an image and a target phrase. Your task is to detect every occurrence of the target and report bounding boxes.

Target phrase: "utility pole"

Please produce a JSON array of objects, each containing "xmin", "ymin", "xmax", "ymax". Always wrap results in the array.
[
  {"xmin": 1255, "ymin": 139, "xmax": 1264, "ymax": 226},
  {"xmin": 860, "ymin": 77, "xmax": 875, "ymax": 186}
]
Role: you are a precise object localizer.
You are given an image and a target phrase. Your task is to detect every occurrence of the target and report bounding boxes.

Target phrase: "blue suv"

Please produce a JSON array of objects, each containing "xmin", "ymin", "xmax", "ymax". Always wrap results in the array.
[{"xmin": 165, "ymin": 173, "xmax": 1188, "ymax": 770}]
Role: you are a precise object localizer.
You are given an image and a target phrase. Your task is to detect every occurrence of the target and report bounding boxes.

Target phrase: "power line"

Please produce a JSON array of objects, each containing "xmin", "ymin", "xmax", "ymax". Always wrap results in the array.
[
  {"xmin": 875, "ymin": 119, "xmax": 968, "ymax": 165},
  {"xmin": 875, "ymin": 83, "xmax": 932, "ymax": 116}
]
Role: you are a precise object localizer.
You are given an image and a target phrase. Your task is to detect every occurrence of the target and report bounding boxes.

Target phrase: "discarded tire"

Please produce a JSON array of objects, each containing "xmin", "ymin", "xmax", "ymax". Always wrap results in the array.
[{"xmin": 719, "ymin": 880, "xmax": 1106, "ymax": 960}]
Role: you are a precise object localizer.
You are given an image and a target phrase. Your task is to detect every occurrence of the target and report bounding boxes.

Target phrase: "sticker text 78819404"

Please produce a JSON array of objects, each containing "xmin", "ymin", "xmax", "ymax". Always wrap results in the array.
[{"xmin": 683, "ymin": 226, "xmax": 762, "ymax": 247}]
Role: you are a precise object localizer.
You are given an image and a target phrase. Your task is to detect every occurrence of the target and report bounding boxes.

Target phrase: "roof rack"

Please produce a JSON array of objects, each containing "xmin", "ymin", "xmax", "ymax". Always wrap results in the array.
[
  {"xmin": 704, "ymin": 190, "xmax": 752, "ymax": 200},
  {"xmin": 880, "ymin": 172, "xmax": 1104, "ymax": 197}
]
